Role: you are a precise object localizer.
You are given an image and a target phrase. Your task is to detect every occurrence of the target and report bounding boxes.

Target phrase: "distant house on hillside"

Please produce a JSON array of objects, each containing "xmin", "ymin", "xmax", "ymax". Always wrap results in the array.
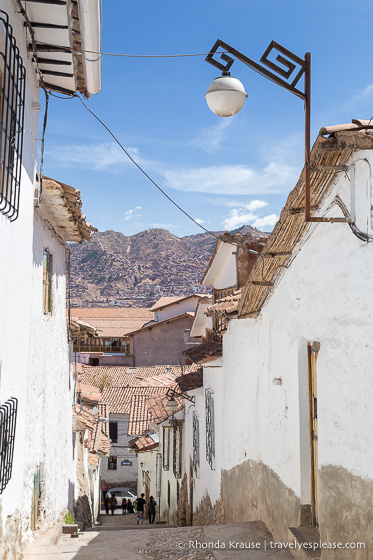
[
  {"xmin": 127, "ymin": 294, "xmax": 206, "ymax": 366},
  {"xmin": 71, "ymin": 307, "xmax": 153, "ymax": 366}
]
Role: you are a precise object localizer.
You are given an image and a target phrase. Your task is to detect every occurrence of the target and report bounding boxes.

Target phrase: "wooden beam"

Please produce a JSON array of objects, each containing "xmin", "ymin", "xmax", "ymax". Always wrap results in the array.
[
  {"xmin": 43, "ymin": 82, "xmax": 76, "ymax": 95},
  {"xmin": 37, "ymin": 58, "xmax": 72, "ymax": 66},
  {"xmin": 29, "ymin": 43, "xmax": 71, "ymax": 54},
  {"xmin": 42, "ymin": 69, "xmax": 74, "ymax": 78},
  {"xmin": 29, "ymin": 22, "xmax": 69, "ymax": 29},
  {"xmin": 25, "ymin": 0, "xmax": 66, "ymax": 5}
]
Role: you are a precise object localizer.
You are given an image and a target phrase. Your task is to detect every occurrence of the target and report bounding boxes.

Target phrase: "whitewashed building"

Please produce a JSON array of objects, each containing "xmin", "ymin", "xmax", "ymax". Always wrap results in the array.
[
  {"xmin": 182, "ymin": 121, "xmax": 373, "ymax": 559},
  {"xmin": 0, "ymin": 2, "xmax": 101, "ymax": 558}
]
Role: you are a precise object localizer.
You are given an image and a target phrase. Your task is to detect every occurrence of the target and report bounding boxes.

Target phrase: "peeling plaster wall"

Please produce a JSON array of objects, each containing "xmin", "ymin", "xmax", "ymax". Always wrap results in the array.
[{"xmin": 219, "ymin": 156, "xmax": 373, "ymax": 556}]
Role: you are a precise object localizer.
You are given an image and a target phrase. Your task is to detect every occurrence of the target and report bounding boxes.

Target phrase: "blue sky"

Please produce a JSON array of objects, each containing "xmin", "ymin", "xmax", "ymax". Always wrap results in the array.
[{"xmin": 42, "ymin": 0, "xmax": 373, "ymax": 237}]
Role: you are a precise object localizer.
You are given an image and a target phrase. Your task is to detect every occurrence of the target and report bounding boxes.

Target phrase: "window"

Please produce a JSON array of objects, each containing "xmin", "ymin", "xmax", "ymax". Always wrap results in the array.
[
  {"xmin": 156, "ymin": 453, "xmax": 162, "ymax": 497},
  {"xmin": 0, "ymin": 10, "xmax": 26, "ymax": 221},
  {"xmin": 205, "ymin": 389, "xmax": 215, "ymax": 469},
  {"xmin": 108, "ymin": 456, "xmax": 117, "ymax": 470},
  {"xmin": 109, "ymin": 422, "xmax": 118, "ymax": 444},
  {"xmin": 43, "ymin": 250, "xmax": 52, "ymax": 313},
  {"xmin": 192, "ymin": 412, "xmax": 200, "ymax": 478},
  {"xmin": 173, "ymin": 420, "xmax": 182, "ymax": 479},
  {"xmin": 163, "ymin": 427, "xmax": 170, "ymax": 471}
]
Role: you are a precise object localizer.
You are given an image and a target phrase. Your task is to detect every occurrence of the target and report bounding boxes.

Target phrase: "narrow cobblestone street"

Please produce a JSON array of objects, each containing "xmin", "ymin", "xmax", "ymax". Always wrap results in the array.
[{"xmin": 24, "ymin": 510, "xmax": 294, "ymax": 560}]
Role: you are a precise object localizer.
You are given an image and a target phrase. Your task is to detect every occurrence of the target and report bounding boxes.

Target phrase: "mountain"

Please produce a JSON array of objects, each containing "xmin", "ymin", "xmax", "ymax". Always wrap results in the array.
[{"xmin": 69, "ymin": 226, "xmax": 266, "ymax": 307}]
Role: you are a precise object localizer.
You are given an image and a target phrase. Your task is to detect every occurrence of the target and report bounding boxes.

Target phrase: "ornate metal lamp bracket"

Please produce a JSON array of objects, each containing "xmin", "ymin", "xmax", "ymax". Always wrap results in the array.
[{"xmin": 206, "ymin": 39, "xmax": 307, "ymax": 100}]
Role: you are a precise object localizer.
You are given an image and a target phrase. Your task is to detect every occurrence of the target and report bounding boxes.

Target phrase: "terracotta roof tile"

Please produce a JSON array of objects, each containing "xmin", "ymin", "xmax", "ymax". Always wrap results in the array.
[
  {"xmin": 205, "ymin": 289, "xmax": 242, "ymax": 317},
  {"xmin": 175, "ymin": 368, "xmax": 203, "ymax": 391},
  {"xmin": 150, "ymin": 294, "xmax": 207, "ymax": 311},
  {"xmin": 129, "ymin": 433, "xmax": 159, "ymax": 453},
  {"xmin": 182, "ymin": 341, "xmax": 222, "ymax": 364},
  {"xmin": 69, "ymin": 307, "xmax": 153, "ymax": 337}
]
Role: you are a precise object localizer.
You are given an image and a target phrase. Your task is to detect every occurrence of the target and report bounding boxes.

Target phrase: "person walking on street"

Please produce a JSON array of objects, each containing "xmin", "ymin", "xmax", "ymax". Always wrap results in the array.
[
  {"xmin": 136, "ymin": 493, "xmax": 146, "ymax": 525},
  {"xmin": 104, "ymin": 495, "xmax": 110, "ymax": 515},
  {"xmin": 121, "ymin": 498, "xmax": 127, "ymax": 514},
  {"xmin": 147, "ymin": 496, "xmax": 157, "ymax": 524},
  {"xmin": 127, "ymin": 499, "xmax": 134, "ymax": 513},
  {"xmin": 110, "ymin": 495, "xmax": 117, "ymax": 515}
]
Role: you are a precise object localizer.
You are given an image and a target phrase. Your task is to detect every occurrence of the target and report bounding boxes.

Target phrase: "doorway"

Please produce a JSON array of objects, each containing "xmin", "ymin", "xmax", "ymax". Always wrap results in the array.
[{"xmin": 308, "ymin": 342, "xmax": 319, "ymax": 529}]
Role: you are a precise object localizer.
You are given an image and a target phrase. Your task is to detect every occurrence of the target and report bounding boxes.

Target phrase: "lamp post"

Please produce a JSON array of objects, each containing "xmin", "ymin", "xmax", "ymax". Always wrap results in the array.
[{"xmin": 204, "ymin": 39, "xmax": 342, "ymax": 224}]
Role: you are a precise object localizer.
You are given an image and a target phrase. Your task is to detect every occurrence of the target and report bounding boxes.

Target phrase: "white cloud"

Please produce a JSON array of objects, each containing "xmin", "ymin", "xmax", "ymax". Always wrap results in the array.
[
  {"xmin": 189, "ymin": 119, "xmax": 232, "ymax": 153},
  {"xmin": 149, "ymin": 223, "xmax": 181, "ymax": 229},
  {"xmin": 222, "ymin": 200, "xmax": 278, "ymax": 231},
  {"xmin": 162, "ymin": 161, "xmax": 296, "ymax": 195},
  {"xmin": 47, "ymin": 142, "xmax": 143, "ymax": 172},
  {"xmin": 344, "ymin": 84, "xmax": 373, "ymax": 112},
  {"xmin": 124, "ymin": 206, "xmax": 142, "ymax": 221},
  {"xmin": 194, "ymin": 218, "xmax": 204, "ymax": 224}
]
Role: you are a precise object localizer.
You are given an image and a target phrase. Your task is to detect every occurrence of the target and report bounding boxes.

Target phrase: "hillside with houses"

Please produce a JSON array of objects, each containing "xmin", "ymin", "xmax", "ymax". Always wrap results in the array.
[{"xmin": 69, "ymin": 225, "xmax": 267, "ymax": 307}]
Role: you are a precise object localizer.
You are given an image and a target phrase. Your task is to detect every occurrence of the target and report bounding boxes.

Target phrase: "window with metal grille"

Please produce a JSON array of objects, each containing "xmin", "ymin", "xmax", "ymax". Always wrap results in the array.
[
  {"xmin": 156, "ymin": 452, "xmax": 162, "ymax": 497},
  {"xmin": 167, "ymin": 480, "xmax": 170, "ymax": 508},
  {"xmin": 108, "ymin": 456, "xmax": 117, "ymax": 470},
  {"xmin": 172, "ymin": 420, "xmax": 182, "ymax": 479},
  {"xmin": 192, "ymin": 412, "xmax": 200, "ymax": 478},
  {"xmin": 109, "ymin": 422, "xmax": 118, "ymax": 444},
  {"xmin": 163, "ymin": 426, "xmax": 169, "ymax": 471},
  {"xmin": 0, "ymin": 397, "xmax": 18, "ymax": 494},
  {"xmin": 0, "ymin": 11, "xmax": 26, "ymax": 222},
  {"xmin": 43, "ymin": 250, "xmax": 52, "ymax": 313},
  {"xmin": 205, "ymin": 389, "xmax": 215, "ymax": 470}
]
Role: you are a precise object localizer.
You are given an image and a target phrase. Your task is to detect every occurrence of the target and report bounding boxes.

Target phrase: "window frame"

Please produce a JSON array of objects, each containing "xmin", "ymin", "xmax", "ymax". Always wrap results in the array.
[
  {"xmin": 108, "ymin": 456, "xmax": 117, "ymax": 470},
  {"xmin": 43, "ymin": 249, "xmax": 52, "ymax": 314}
]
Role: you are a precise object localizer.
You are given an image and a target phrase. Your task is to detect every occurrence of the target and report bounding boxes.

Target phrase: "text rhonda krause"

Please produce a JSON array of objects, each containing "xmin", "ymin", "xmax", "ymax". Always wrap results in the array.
[{"xmin": 185, "ymin": 540, "xmax": 366, "ymax": 550}]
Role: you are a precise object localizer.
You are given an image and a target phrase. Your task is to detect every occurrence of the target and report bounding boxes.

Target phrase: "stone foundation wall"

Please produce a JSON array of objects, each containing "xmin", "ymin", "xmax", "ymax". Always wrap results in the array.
[
  {"xmin": 221, "ymin": 460, "xmax": 301, "ymax": 543},
  {"xmin": 193, "ymin": 493, "xmax": 225, "ymax": 526},
  {"xmin": 319, "ymin": 465, "xmax": 372, "ymax": 560}
]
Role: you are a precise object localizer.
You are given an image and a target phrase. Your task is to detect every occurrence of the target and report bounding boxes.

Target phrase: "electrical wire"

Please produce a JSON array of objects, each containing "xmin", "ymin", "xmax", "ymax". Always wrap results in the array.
[{"xmin": 29, "ymin": 41, "xmax": 228, "ymax": 59}]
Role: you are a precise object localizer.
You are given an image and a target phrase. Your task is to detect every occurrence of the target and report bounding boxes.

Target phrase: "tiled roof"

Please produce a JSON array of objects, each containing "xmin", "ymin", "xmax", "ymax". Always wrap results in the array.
[
  {"xmin": 129, "ymin": 433, "xmax": 159, "ymax": 453},
  {"xmin": 126, "ymin": 312, "xmax": 195, "ymax": 337},
  {"xmin": 238, "ymin": 122, "xmax": 373, "ymax": 318},
  {"xmin": 70, "ymin": 307, "xmax": 153, "ymax": 337},
  {"xmin": 128, "ymin": 394, "xmax": 153, "ymax": 436},
  {"xmin": 78, "ymin": 365, "xmax": 186, "ymax": 389},
  {"xmin": 78, "ymin": 382, "xmax": 102, "ymax": 405},
  {"xmin": 150, "ymin": 294, "xmax": 207, "ymax": 312},
  {"xmin": 205, "ymin": 290, "xmax": 242, "ymax": 317},
  {"xmin": 74, "ymin": 404, "xmax": 111, "ymax": 463},
  {"xmin": 102, "ymin": 386, "xmax": 167, "ymax": 415},
  {"xmin": 40, "ymin": 177, "xmax": 96, "ymax": 243},
  {"xmin": 146, "ymin": 392, "xmax": 184, "ymax": 424},
  {"xmin": 183, "ymin": 341, "xmax": 222, "ymax": 364},
  {"xmin": 175, "ymin": 368, "xmax": 203, "ymax": 391}
]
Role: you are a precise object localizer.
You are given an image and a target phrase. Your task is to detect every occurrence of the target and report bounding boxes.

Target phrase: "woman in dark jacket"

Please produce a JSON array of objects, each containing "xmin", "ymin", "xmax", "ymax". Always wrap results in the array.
[{"xmin": 147, "ymin": 496, "xmax": 157, "ymax": 524}]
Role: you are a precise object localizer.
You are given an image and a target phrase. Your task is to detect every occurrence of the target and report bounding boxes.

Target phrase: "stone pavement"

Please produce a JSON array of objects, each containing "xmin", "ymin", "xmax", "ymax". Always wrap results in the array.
[{"xmin": 24, "ymin": 514, "xmax": 294, "ymax": 560}]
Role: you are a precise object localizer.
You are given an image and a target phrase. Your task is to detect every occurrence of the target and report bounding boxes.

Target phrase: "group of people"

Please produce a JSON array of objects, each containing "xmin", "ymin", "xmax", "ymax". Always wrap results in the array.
[{"xmin": 103, "ymin": 491, "xmax": 157, "ymax": 524}]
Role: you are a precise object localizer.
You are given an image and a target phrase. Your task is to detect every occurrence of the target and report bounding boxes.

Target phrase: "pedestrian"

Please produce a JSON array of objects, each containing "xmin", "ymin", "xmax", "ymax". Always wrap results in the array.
[
  {"xmin": 104, "ymin": 494, "xmax": 110, "ymax": 515},
  {"xmin": 147, "ymin": 496, "xmax": 157, "ymax": 524},
  {"xmin": 110, "ymin": 494, "xmax": 117, "ymax": 515},
  {"xmin": 121, "ymin": 497, "xmax": 127, "ymax": 514},
  {"xmin": 136, "ymin": 493, "xmax": 146, "ymax": 525},
  {"xmin": 127, "ymin": 499, "xmax": 134, "ymax": 513},
  {"xmin": 101, "ymin": 479, "xmax": 108, "ymax": 499}
]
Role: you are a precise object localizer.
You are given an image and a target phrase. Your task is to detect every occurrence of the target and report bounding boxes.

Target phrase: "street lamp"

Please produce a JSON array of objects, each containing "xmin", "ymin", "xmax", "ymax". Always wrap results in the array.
[{"xmin": 204, "ymin": 39, "xmax": 348, "ymax": 224}]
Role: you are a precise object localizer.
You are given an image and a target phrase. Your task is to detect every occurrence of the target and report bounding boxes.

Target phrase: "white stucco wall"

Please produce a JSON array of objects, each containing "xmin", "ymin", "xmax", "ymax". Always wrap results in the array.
[
  {"xmin": 0, "ymin": 0, "xmax": 42, "ymax": 544},
  {"xmin": 157, "ymin": 297, "xmax": 199, "ymax": 322},
  {"xmin": 184, "ymin": 359, "xmax": 224, "ymax": 510},
  {"xmin": 100, "ymin": 413, "xmax": 138, "ymax": 486},
  {"xmin": 202, "ymin": 243, "xmax": 237, "ymax": 290},
  {"xmin": 221, "ymin": 153, "xmax": 373, "ymax": 501}
]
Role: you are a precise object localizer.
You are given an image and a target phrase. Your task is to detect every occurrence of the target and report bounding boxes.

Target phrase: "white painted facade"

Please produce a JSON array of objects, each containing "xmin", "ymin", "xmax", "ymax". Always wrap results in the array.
[
  {"xmin": 101, "ymin": 413, "xmax": 138, "ymax": 487},
  {"xmin": 0, "ymin": 3, "xmax": 101, "ymax": 555},
  {"xmin": 202, "ymin": 243, "xmax": 237, "ymax": 289},
  {"xmin": 182, "ymin": 148, "xmax": 373, "ymax": 553},
  {"xmin": 156, "ymin": 296, "xmax": 201, "ymax": 322}
]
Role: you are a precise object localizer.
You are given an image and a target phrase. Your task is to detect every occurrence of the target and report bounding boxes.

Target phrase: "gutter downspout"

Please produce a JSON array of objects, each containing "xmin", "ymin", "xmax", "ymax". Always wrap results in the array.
[{"xmin": 78, "ymin": 0, "xmax": 102, "ymax": 94}]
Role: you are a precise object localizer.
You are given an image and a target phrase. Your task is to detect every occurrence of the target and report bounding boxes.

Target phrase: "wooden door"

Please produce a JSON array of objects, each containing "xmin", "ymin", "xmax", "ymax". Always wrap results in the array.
[{"xmin": 308, "ymin": 342, "xmax": 319, "ymax": 529}]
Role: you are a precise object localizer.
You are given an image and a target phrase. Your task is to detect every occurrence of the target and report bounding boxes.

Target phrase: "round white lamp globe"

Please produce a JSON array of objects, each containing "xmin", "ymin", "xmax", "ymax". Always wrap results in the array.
[{"xmin": 205, "ymin": 75, "xmax": 247, "ymax": 117}]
